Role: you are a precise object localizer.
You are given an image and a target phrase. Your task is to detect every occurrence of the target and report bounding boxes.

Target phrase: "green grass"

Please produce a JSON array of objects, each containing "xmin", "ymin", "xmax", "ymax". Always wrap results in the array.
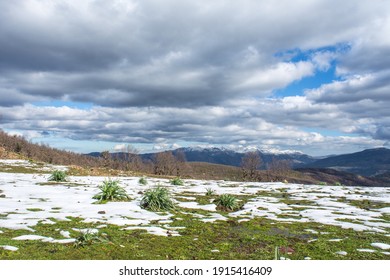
[
  {"xmin": 48, "ymin": 170, "xmax": 67, "ymax": 182},
  {"xmin": 26, "ymin": 208, "xmax": 44, "ymax": 212},
  {"xmin": 0, "ymin": 215, "xmax": 389, "ymax": 260},
  {"xmin": 73, "ymin": 230, "xmax": 108, "ymax": 248},
  {"xmin": 92, "ymin": 179, "xmax": 130, "ymax": 203},
  {"xmin": 170, "ymin": 177, "xmax": 184, "ymax": 186},
  {"xmin": 213, "ymin": 194, "xmax": 239, "ymax": 211},
  {"xmin": 138, "ymin": 177, "xmax": 148, "ymax": 185},
  {"xmin": 0, "ymin": 164, "xmax": 49, "ymax": 174},
  {"xmin": 205, "ymin": 188, "xmax": 216, "ymax": 196},
  {"xmin": 348, "ymin": 199, "xmax": 390, "ymax": 210},
  {"xmin": 140, "ymin": 186, "xmax": 176, "ymax": 211}
]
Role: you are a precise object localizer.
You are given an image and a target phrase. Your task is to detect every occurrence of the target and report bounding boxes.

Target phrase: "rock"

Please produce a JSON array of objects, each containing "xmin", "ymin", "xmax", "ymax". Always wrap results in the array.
[
  {"xmin": 98, "ymin": 211, "xmax": 106, "ymax": 214},
  {"xmin": 279, "ymin": 246, "xmax": 295, "ymax": 254}
]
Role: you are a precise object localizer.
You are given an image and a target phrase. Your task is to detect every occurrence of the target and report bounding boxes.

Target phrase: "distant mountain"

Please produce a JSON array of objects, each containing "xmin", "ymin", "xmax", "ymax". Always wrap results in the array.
[
  {"xmin": 303, "ymin": 148, "xmax": 390, "ymax": 177},
  {"xmin": 85, "ymin": 147, "xmax": 390, "ymax": 186},
  {"xmin": 87, "ymin": 147, "xmax": 390, "ymax": 179},
  {"xmin": 98, "ymin": 147, "xmax": 316, "ymax": 169}
]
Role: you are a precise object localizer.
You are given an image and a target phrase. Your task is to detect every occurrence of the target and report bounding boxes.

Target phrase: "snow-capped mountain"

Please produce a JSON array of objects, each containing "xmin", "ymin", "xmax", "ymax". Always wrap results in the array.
[{"xmin": 167, "ymin": 147, "xmax": 316, "ymax": 168}]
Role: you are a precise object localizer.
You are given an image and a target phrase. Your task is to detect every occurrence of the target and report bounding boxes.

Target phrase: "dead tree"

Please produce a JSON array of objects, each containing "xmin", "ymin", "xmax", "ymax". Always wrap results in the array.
[
  {"xmin": 241, "ymin": 151, "xmax": 262, "ymax": 180},
  {"xmin": 153, "ymin": 151, "xmax": 177, "ymax": 175}
]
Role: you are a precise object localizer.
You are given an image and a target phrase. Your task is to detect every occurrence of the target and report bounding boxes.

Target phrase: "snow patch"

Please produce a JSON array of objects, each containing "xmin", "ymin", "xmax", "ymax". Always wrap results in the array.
[
  {"xmin": 357, "ymin": 249, "xmax": 376, "ymax": 253},
  {"xmin": 1, "ymin": 159, "xmax": 390, "ymax": 240},
  {"xmin": 0, "ymin": 245, "xmax": 19, "ymax": 251},
  {"xmin": 12, "ymin": 235, "xmax": 52, "ymax": 241},
  {"xmin": 371, "ymin": 243, "xmax": 390, "ymax": 250},
  {"xmin": 60, "ymin": 230, "xmax": 71, "ymax": 238}
]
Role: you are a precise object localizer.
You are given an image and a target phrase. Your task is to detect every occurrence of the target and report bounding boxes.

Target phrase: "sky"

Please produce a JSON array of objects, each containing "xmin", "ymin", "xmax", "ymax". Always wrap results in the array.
[{"xmin": 0, "ymin": 0, "xmax": 389, "ymax": 156}]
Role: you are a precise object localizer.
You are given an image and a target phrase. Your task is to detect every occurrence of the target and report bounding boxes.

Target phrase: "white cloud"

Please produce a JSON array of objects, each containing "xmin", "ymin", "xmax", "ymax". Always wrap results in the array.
[
  {"xmin": 234, "ymin": 61, "xmax": 314, "ymax": 92},
  {"xmin": 311, "ymin": 50, "xmax": 337, "ymax": 72},
  {"xmin": 113, "ymin": 144, "xmax": 126, "ymax": 152}
]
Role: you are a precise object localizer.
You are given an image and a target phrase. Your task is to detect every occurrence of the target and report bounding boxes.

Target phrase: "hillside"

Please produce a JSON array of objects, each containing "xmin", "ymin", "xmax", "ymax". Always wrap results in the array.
[
  {"xmin": 303, "ymin": 148, "xmax": 390, "ymax": 177},
  {"xmin": 0, "ymin": 130, "xmax": 109, "ymax": 170},
  {"xmin": 182, "ymin": 162, "xmax": 386, "ymax": 187}
]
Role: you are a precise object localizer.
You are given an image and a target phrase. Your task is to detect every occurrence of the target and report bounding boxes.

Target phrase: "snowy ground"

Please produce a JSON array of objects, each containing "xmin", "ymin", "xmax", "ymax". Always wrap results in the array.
[{"xmin": 1, "ymin": 159, "xmax": 389, "ymax": 255}]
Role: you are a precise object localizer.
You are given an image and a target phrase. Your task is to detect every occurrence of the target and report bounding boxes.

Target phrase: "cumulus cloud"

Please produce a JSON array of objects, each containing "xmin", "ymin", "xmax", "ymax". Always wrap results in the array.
[{"xmin": 0, "ymin": 0, "xmax": 389, "ymax": 155}]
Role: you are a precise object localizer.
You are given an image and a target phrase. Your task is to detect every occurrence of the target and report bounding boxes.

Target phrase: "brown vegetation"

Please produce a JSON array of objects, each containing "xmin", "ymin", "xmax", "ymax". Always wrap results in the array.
[
  {"xmin": 0, "ymin": 130, "xmax": 120, "ymax": 170},
  {"xmin": 152, "ymin": 150, "xmax": 189, "ymax": 176},
  {"xmin": 241, "ymin": 151, "xmax": 262, "ymax": 180}
]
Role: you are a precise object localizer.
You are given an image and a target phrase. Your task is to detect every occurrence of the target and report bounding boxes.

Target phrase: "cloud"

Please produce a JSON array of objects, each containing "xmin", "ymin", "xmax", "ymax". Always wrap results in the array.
[
  {"xmin": 0, "ymin": 0, "xmax": 389, "ymax": 155},
  {"xmin": 0, "ymin": 101, "xmax": 387, "ymax": 156},
  {"xmin": 1, "ymin": 0, "xmax": 388, "ymax": 107},
  {"xmin": 306, "ymin": 72, "xmax": 390, "ymax": 104}
]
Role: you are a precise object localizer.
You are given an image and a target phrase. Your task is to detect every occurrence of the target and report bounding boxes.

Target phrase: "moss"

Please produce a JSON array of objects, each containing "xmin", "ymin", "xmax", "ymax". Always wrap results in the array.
[
  {"xmin": 26, "ymin": 208, "xmax": 44, "ymax": 212},
  {"xmin": 0, "ymin": 214, "xmax": 389, "ymax": 260},
  {"xmin": 348, "ymin": 199, "xmax": 390, "ymax": 210}
]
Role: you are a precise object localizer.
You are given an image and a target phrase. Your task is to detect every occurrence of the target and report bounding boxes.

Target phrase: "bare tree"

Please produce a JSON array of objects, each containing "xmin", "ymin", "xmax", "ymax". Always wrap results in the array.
[
  {"xmin": 174, "ymin": 150, "xmax": 188, "ymax": 176},
  {"xmin": 268, "ymin": 158, "xmax": 292, "ymax": 177},
  {"xmin": 120, "ymin": 144, "xmax": 143, "ymax": 171},
  {"xmin": 153, "ymin": 151, "xmax": 177, "ymax": 175},
  {"xmin": 241, "ymin": 151, "xmax": 262, "ymax": 180},
  {"xmin": 101, "ymin": 150, "xmax": 111, "ymax": 168}
]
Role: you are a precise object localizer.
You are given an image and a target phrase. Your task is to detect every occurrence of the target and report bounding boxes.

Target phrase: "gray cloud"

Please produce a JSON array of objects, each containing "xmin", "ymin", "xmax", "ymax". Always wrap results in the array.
[
  {"xmin": 0, "ymin": 0, "xmax": 389, "ymax": 154},
  {"xmin": 1, "ymin": 0, "xmax": 388, "ymax": 107}
]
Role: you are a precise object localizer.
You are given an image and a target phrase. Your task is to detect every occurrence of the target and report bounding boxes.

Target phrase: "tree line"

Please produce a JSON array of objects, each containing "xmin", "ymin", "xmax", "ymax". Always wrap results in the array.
[{"xmin": 1, "ymin": 130, "xmax": 291, "ymax": 180}]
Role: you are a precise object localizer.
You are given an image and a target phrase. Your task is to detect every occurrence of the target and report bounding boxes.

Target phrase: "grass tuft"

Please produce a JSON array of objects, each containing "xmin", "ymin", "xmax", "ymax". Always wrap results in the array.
[
  {"xmin": 214, "ymin": 193, "xmax": 239, "ymax": 211},
  {"xmin": 93, "ymin": 179, "xmax": 130, "ymax": 202},
  {"xmin": 48, "ymin": 170, "xmax": 67, "ymax": 182},
  {"xmin": 138, "ymin": 177, "xmax": 148, "ymax": 185},
  {"xmin": 73, "ymin": 230, "xmax": 108, "ymax": 248},
  {"xmin": 205, "ymin": 188, "xmax": 216, "ymax": 196},
  {"xmin": 170, "ymin": 177, "xmax": 184, "ymax": 186},
  {"xmin": 140, "ymin": 186, "xmax": 176, "ymax": 211}
]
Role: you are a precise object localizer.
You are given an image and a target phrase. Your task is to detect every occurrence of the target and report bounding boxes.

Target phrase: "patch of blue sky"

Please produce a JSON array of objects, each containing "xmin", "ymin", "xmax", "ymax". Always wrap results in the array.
[
  {"xmin": 273, "ymin": 44, "xmax": 351, "ymax": 98},
  {"xmin": 301, "ymin": 127, "xmax": 360, "ymax": 137},
  {"xmin": 274, "ymin": 44, "xmax": 351, "ymax": 63},
  {"xmin": 28, "ymin": 136, "xmax": 132, "ymax": 154},
  {"xmin": 274, "ymin": 65, "xmax": 336, "ymax": 97},
  {"xmin": 32, "ymin": 100, "xmax": 94, "ymax": 109}
]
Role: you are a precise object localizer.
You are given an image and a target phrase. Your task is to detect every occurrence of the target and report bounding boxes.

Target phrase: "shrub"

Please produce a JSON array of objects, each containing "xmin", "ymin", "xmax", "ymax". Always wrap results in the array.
[
  {"xmin": 93, "ymin": 179, "xmax": 129, "ymax": 202},
  {"xmin": 138, "ymin": 177, "xmax": 148, "ymax": 185},
  {"xmin": 140, "ymin": 186, "xmax": 175, "ymax": 211},
  {"xmin": 170, "ymin": 177, "xmax": 184, "ymax": 186},
  {"xmin": 214, "ymin": 194, "xmax": 239, "ymax": 211},
  {"xmin": 48, "ymin": 170, "xmax": 67, "ymax": 182}
]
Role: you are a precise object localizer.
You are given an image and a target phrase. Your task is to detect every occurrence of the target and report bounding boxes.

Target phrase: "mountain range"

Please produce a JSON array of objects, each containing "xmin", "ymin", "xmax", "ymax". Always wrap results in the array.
[
  {"xmin": 139, "ymin": 147, "xmax": 316, "ymax": 168},
  {"xmin": 301, "ymin": 147, "xmax": 390, "ymax": 177},
  {"xmin": 89, "ymin": 147, "xmax": 390, "ymax": 179}
]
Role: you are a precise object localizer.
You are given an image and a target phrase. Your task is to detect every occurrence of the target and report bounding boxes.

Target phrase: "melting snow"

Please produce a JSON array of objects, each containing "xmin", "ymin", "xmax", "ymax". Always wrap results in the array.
[
  {"xmin": 60, "ymin": 230, "xmax": 71, "ymax": 238},
  {"xmin": 0, "ymin": 245, "xmax": 19, "ymax": 251},
  {"xmin": 0, "ymin": 159, "xmax": 389, "ymax": 242},
  {"xmin": 371, "ymin": 243, "xmax": 390, "ymax": 250},
  {"xmin": 357, "ymin": 249, "xmax": 376, "ymax": 253}
]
